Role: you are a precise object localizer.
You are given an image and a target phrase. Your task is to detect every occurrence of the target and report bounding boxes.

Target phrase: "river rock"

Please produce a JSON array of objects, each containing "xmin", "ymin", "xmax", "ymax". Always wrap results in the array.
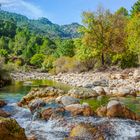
[
  {"xmin": 28, "ymin": 99, "xmax": 46, "ymax": 113},
  {"xmin": 133, "ymin": 69, "xmax": 140, "ymax": 79},
  {"xmin": 117, "ymin": 87, "xmax": 136, "ymax": 97},
  {"xmin": 61, "ymin": 96, "xmax": 80, "ymax": 106},
  {"xmin": 19, "ymin": 87, "xmax": 65, "ymax": 106},
  {"xmin": 27, "ymin": 135, "xmax": 37, "ymax": 140},
  {"xmin": 0, "ymin": 117, "xmax": 27, "ymax": 140},
  {"xmin": 65, "ymin": 104, "xmax": 95, "ymax": 116},
  {"xmin": 96, "ymin": 100, "xmax": 140, "ymax": 121},
  {"xmin": 0, "ymin": 110, "xmax": 11, "ymax": 117},
  {"xmin": 41, "ymin": 103, "xmax": 65, "ymax": 120},
  {"xmin": 41, "ymin": 107, "xmax": 65, "ymax": 120},
  {"xmin": 67, "ymin": 123, "xmax": 104, "ymax": 140},
  {"xmin": 0, "ymin": 100, "xmax": 7, "ymax": 107},
  {"xmin": 68, "ymin": 88, "xmax": 97, "ymax": 99},
  {"xmin": 93, "ymin": 86, "xmax": 106, "ymax": 96},
  {"xmin": 92, "ymin": 79, "xmax": 109, "ymax": 87}
]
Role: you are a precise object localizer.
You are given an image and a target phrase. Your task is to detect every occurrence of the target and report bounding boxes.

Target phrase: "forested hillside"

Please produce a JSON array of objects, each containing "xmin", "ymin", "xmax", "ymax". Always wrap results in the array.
[
  {"xmin": 0, "ymin": 10, "xmax": 81, "ymax": 38},
  {"xmin": 0, "ymin": 0, "xmax": 140, "ymax": 75}
]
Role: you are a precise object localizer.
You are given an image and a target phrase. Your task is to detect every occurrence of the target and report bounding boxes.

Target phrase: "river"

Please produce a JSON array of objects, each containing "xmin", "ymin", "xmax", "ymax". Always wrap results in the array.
[{"xmin": 0, "ymin": 80, "xmax": 140, "ymax": 140}]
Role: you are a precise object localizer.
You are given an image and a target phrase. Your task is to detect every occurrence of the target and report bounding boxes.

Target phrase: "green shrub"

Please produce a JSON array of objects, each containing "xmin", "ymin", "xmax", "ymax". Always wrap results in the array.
[
  {"xmin": 3, "ymin": 62, "xmax": 18, "ymax": 72},
  {"xmin": 0, "ymin": 49, "xmax": 8, "ymax": 57},
  {"xmin": 30, "ymin": 54, "xmax": 45, "ymax": 68},
  {"xmin": 53, "ymin": 56, "xmax": 93, "ymax": 74},
  {"xmin": 112, "ymin": 51, "xmax": 138, "ymax": 69},
  {"xmin": 42, "ymin": 55, "xmax": 56, "ymax": 71}
]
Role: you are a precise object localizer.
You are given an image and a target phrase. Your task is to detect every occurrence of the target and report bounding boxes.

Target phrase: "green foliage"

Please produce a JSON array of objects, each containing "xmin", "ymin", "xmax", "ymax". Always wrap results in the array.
[
  {"xmin": 126, "ymin": 14, "xmax": 140, "ymax": 54},
  {"xmin": 120, "ymin": 52, "xmax": 138, "ymax": 69},
  {"xmin": 30, "ymin": 54, "xmax": 45, "ymax": 68},
  {"xmin": 0, "ymin": 7, "xmax": 139, "ymax": 72},
  {"xmin": 0, "ymin": 49, "xmax": 8, "ymax": 57},
  {"xmin": 131, "ymin": 0, "xmax": 140, "ymax": 16},
  {"xmin": 116, "ymin": 7, "xmax": 129, "ymax": 16},
  {"xmin": 55, "ymin": 39, "xmax": 75, "ymax": 57},
  {"xmin": 0, "ymin": 10, "xmax": 81, "ymax": 39},
  {"xmin": 39, "ymin": 38, "xmax": 56, "ymax": 55},
  {"xmin": 42, "ymin": 55, "xmax": 56, "ymax": 71}
]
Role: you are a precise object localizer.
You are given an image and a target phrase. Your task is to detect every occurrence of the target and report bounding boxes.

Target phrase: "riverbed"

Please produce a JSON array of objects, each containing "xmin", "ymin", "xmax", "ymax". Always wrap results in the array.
[{"xmin": 0, "ymin": 80, "xmax": 140, "ymax": 140}]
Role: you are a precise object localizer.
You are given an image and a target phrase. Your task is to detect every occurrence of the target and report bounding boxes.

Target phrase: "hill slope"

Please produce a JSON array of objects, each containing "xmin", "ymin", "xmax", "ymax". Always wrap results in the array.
[{"xmin": 0, "ymin": 10, "xmax": 81, "ymax": 38}]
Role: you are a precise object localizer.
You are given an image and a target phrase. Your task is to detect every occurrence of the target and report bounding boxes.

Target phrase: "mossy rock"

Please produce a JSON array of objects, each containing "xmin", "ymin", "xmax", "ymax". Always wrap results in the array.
[{"xmin": 0, "ymin": 117, "xmax": 27, "ymax": 140}]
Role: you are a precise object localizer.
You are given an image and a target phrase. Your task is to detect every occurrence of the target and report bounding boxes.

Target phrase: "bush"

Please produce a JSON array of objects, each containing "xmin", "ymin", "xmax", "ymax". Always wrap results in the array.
[
  {"xmin": 42, "ymin": 55, "xmax": 56, "ymax": 71},
  {"xmin": 112, "ymin": 51, "xmax": 138, "ymax": 69},
  {"xmin": 30, "ymin": 54, "xmax": 45, "ymax": 68},
  {"xmin": 120, "ymin": 52, "xmax": 138, "ymax": 69},
  {"xmin": 3, "ymin": 62, "xmax": 18, "ymax": 72},
  {"xmin": 53, "ymin": 56, "xmax": 94, "ymax": 74},
  {"xmin": 0, "ymin": 49, "xmax": 8, "ymax": 57}
]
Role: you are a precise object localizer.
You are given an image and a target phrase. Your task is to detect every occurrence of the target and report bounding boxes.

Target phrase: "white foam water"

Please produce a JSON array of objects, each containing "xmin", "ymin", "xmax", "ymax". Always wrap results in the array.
[{"xmin": 3, "ymin": 103, "xmax": 140, "ymax": 140}]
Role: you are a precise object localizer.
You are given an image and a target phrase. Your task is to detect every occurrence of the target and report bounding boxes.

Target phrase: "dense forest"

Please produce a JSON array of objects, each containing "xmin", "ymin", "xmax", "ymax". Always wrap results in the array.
[{"xmin": 0, "ymin": 1, "xmax": 140, "ymax": 75}]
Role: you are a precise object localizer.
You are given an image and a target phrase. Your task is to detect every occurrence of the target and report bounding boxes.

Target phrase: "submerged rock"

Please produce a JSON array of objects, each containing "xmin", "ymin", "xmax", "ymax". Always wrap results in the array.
[
  {"xmin": 0, "ymin": 100, "xmax": 7, "ymax": 107},
  {"xmin": 0, "ymin": 110, "xmax": 11, "ymax": 117},
  {"xmin": 66, "ymin": 123, "xmax": 104, "ymax": 140},
  {"xmin": 96, "ymin": 100, "xmax": 140, "ymax": 121},
  {"xmin": 28, "ymin": 99, "xmax": 46, "ymax": 113},
  {"xmin": 0, "ymin": 117, "xmax": 27, "ymax": 140}
]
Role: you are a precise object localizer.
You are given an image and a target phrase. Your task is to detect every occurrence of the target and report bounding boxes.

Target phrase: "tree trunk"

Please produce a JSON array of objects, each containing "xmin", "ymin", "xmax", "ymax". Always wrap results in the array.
[{"xmin": 101, "ymin": 53, "xmax": 105, "ymax": 66}]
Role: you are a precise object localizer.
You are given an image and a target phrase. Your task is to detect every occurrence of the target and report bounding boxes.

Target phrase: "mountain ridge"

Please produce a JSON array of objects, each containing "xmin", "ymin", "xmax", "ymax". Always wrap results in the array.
[{"xmin": 0, "ymin": 10, "xmax": 81, "ymax": 38}]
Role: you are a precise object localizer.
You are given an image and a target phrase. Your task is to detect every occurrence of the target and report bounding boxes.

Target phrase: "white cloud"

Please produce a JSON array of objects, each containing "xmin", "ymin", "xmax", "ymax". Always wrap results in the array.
[{"xmin": 0, "ymin": 0, "xmax": 45, "ymax": 19}]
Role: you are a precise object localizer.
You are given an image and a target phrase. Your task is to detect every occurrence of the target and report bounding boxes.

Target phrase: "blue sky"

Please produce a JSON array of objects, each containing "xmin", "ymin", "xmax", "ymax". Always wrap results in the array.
[{"xmin": 0, "ymin": 0, "xmax": 137, "ymax": 25}]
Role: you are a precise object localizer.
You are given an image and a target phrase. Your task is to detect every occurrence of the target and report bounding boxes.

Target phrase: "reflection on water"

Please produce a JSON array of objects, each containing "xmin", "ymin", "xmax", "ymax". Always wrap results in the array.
[{"xmin": 0, "ymin": 79, "xmax": 71, "ymax": 103}]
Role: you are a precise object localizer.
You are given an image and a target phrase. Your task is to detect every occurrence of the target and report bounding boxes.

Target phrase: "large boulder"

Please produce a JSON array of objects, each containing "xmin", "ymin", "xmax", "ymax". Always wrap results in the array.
[
  {"xmin": 68, "ymin": 88, "xmax": 97, "ymax": 99},
  {"xmin": 0, "ymin": 100, "xmax": 7, "ymax": 107},
  {"xmin": 61, "ymin": 96, "xmax": 80, "ymax": 106},
  {"xmin": 65, "ymin": 104, "xmax": 95, "ymax": 116},
  {"xmin": 0, "ymin": 110, "xmax": 11, "ymax": 117},
  {"xmin": 66, "ymin": 123, "xmax": 104, "ymax": 140},
  {"xmin": 96, "ymin": 100, "xmax": 140, "ymax": 121},
  {"xmin": 0, "ymin": 117, "xmax": 27, "ymax": 140}
]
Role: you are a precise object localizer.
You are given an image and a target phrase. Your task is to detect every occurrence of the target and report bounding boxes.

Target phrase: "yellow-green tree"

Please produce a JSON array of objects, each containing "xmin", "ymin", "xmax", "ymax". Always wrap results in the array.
[
  {"xmin": 127, "ymin": 14, "xmax": 140, "ymax": 64},
  {"xmin": 81, "ymin": 6, "xmax": 127, "ymax": 66}
]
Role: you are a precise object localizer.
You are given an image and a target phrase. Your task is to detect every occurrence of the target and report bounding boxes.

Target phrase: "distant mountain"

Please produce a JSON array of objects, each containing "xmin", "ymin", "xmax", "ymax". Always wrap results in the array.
[{"xmin": 0, "ymin": 10, "xmax": 82, "ymax": 38}]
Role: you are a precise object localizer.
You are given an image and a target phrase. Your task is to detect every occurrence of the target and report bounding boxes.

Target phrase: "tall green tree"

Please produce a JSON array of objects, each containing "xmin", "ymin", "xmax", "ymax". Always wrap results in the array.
[
  {"xmin": 126, "ymin": 13, "xmax": 140, "ymax": 65},
  {"xmin": 116, "ymin": 7, "xmax": 129, "ymax": 16},
  {"xmin": 55, "ymin": 39, "xmax": 75, "ymax": 57},
  {"xmin": 131, "ymin": 0, "xmax": 140, "ymax": 16}
]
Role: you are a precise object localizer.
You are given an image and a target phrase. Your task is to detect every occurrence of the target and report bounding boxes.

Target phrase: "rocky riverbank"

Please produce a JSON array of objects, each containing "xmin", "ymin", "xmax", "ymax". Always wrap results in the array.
[
  {"xmin": 11, "ymin": 68, "xmax": 140, "ymax": 97},
  {"xmin": 11, "ymin": 72, "xmax": 50, "ymax": 81},
  {"xmin": 51, "ymin": 68, "xmax": 140, "ymax": 97}
]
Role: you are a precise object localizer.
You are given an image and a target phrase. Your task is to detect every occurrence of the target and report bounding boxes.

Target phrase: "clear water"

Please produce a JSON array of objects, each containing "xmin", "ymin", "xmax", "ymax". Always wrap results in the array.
[{"xmin": 0, "ymin": 80, "xmax": 140, "ymax": 140}]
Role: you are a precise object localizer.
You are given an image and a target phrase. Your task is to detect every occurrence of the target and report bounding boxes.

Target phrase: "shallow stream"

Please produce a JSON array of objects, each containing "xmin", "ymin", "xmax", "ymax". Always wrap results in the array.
[{"xmin": 0, "ymin": 80, "xmax": 140, "ymax": 140}]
